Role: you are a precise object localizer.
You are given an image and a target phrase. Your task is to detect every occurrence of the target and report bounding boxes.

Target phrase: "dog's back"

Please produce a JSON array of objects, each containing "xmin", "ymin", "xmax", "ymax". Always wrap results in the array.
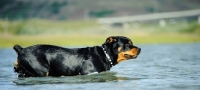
[{"xmin": 13, "ymin": 36, "xmax": 141, "ymax": 77}]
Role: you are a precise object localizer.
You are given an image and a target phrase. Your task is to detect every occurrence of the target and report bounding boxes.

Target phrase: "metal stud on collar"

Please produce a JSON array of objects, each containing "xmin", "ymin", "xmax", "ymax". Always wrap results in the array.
[{"xmin": 101, "ymin": 46, "xmax": 113, "ymax": 67}]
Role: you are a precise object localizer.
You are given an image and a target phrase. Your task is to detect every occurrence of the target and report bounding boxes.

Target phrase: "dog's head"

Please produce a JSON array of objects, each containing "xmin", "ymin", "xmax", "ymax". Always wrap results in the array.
[{"xmin": 102, "ymin": 36, "xmax": 141, "ymax": 64}]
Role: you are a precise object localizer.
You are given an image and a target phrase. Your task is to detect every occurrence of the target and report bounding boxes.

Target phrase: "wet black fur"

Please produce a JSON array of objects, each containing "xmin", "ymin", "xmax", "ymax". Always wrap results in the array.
[{"xmin": 13, "ymin": 36, "xmax": 141, "ymax": 77}]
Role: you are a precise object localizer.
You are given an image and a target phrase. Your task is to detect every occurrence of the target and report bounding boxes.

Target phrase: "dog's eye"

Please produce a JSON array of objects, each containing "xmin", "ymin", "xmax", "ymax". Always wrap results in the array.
[
  {"xmin": 125, "ymin": 43, "xmax": 130, "ymax": 46},
  {"xmin": 125, "ymin": 41, "xmax": 131, "ymax": 46}
]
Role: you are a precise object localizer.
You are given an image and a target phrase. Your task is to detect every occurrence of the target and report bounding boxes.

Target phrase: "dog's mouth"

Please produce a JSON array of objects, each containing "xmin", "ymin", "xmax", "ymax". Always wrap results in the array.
[
  {"xmin": 124, "ymin": 48, "xmax": 141, "ymax": 59},
  {"xmin": 124, "ymin": 54, "xmax": 138, "ymax": 59}
]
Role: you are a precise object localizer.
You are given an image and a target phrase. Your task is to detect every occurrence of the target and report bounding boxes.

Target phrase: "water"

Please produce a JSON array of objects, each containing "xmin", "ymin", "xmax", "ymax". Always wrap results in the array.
[{"xmin": 0, "ymin": 43, "xmax": 200, "ymax": 90}]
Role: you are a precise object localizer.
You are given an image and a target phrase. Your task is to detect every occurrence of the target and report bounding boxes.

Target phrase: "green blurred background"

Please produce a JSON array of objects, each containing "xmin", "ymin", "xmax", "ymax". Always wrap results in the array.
[{"xmin": 0, "ymin": 0, "xmax": 200, "ymax": 48}]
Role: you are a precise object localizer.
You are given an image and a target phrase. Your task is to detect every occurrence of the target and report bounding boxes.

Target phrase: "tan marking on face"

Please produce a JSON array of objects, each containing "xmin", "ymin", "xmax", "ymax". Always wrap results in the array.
[
  {"xmin": 117, "ymin": 48, "xmax": 138, "ymax": 63},
  {"xmin": 14, "ymin": 60, "xmax": 18, "ymax": 69},
  {"xmin": 125, "ymin": 42, "xmax": 132, "ymax": 46},
  {"xmin": 117, "ymin": 52, "xmax": 127, "ymax": 63},
  {"xmin": 118, "ymin": 47, "xmax": 122, "ymax": 52}
]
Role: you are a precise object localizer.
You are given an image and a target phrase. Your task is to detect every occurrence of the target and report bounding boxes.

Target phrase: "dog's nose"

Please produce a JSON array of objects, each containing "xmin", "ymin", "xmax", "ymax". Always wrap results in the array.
[{"xmin": 137, "ymin": 48, "xmax": 141, "ymax": 55}]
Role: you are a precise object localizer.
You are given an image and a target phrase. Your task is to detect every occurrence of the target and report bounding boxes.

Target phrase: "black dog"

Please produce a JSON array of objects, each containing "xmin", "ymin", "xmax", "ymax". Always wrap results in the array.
[{"xmin": 13, "ymin": 36, "xmax": 141, "ymax": 77}]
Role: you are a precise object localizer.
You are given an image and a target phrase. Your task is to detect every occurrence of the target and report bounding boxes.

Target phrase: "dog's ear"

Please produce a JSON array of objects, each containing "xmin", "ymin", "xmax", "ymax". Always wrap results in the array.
[{"xmin": 104, "ymin": 36, "xmax": 118, "ymax": 44}]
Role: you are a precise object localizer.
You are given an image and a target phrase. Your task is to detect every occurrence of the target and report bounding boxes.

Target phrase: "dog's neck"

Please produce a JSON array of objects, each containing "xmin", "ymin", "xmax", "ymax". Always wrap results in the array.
[{"xmin": 101, "ymin": 46, "xmax": 113, "ymax": 67}]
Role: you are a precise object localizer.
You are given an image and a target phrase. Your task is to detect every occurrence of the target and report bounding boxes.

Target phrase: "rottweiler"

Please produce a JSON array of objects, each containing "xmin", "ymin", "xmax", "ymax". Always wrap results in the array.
[{"xmin": 13, "ymin": 36, "xmax": 141, "ymax": 77}]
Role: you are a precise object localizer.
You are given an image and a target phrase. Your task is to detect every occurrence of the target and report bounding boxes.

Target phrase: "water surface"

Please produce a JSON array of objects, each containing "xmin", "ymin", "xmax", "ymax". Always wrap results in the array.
[{"xmin": 0, "ymin": 43, "xmax": 200, "ymax": 90}]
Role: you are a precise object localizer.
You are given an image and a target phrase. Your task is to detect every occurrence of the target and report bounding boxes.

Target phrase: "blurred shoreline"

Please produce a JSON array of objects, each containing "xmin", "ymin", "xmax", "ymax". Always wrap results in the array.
[{"xmin": 0, "ymin": 19, "xmax": 200, "ymax": 48}]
